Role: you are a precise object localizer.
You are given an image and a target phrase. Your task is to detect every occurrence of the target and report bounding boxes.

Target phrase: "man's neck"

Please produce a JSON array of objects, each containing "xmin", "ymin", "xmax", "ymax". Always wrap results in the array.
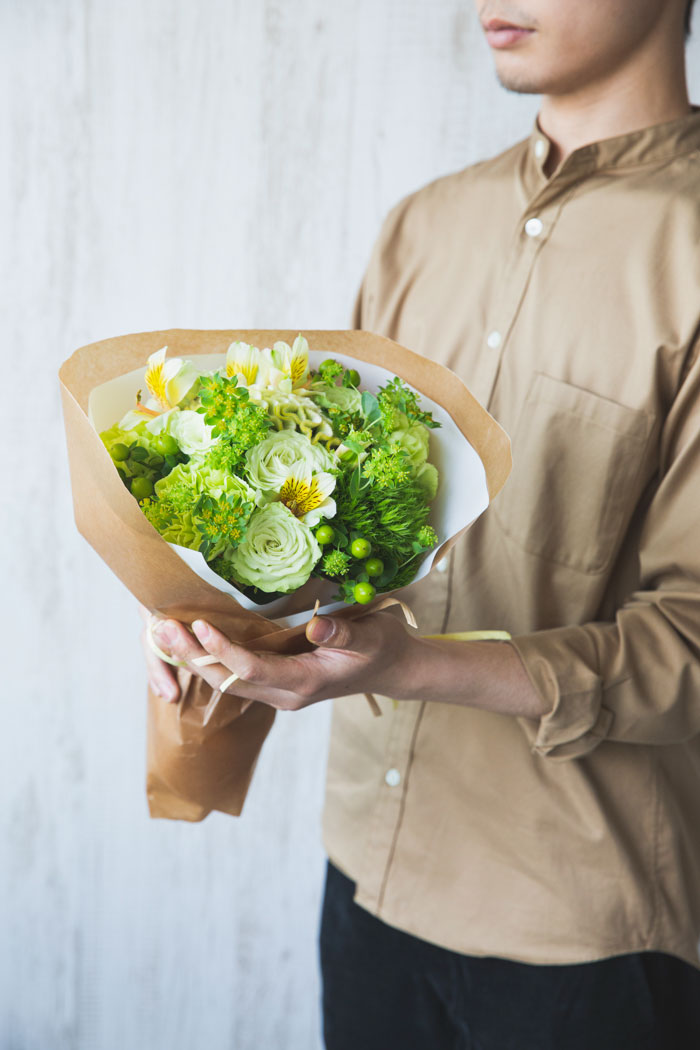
[{"xmin": 538, "ymin": 41, "xmax": 691, "ymax": 176}]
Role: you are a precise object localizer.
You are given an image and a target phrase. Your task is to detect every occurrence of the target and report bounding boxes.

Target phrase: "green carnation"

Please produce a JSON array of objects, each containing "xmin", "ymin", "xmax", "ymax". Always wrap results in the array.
[
  {"xmin": 387, "ymin": 421, "xmax": 430, "ymax": 469},
  {"xmin": 414, "ymin": 462, "xmax": 439, "ymax": 501},
  {"xmin": 224, "ymin": 503, "xmax": 321, "ymax": 593}
]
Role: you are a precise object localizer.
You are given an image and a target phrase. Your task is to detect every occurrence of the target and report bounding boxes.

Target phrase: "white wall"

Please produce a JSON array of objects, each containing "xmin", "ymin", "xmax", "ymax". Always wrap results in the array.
[{"xmin": 2, "ymin": 3, "xmax": 699, "ymax": 1048}]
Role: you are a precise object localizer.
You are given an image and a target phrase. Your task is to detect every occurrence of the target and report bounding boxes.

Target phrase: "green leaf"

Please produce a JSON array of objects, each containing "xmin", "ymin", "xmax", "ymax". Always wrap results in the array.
[{"xmin": 361, "ymin": 391, "xmax": 381, "ymax": 425}]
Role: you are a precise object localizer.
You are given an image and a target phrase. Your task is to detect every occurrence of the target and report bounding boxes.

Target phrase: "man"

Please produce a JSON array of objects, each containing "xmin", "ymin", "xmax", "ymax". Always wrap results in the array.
[{"xmin": 144, "ymin": 0, "xmax": 700, "ymax": 1045}]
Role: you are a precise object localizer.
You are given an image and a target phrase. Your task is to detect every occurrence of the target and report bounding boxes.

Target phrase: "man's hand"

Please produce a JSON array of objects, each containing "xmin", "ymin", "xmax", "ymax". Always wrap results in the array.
[
  {"xmin": 138, "ymin": 604, "xmax": 180, "ymax": 703},
  {"xmin": 145, "ymin": 609, "xmax": 546, "ymax": 719},
  {"xmin": 149, "ymin": 611, "xmax": 427, "ymax": 711}
]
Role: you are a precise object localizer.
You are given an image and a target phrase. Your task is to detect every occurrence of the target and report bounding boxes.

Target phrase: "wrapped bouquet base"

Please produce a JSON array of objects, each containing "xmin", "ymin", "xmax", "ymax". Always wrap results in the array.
[{"xmin": 59, "ymin": 329, "xmax": 511, "ymax": 821}]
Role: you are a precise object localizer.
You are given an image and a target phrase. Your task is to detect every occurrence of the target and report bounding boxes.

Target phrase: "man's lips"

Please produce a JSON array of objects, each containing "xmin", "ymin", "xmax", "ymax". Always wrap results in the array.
[{"xmin": 483, "ymin": 18, "xmax": 534, "ymax": 49}]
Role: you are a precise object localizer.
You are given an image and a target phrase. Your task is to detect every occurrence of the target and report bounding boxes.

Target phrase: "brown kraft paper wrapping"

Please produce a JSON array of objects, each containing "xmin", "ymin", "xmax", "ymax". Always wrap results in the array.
[{"xmin": 58, "ymin": 329, "xmax": 511, "ymax": 821}]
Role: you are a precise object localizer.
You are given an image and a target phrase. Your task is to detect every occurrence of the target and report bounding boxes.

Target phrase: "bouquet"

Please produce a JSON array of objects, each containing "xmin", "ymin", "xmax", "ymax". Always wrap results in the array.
[
  {"xmin": 97, "ymin": 335, "xmax": 442, "ymax": 614},
  {"xmin": 60, "ymin": 329, "xmax": 511, "ymax": 821}
]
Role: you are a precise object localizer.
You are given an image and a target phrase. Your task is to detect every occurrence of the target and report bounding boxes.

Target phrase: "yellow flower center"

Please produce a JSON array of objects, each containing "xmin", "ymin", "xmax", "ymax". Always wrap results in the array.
[{"xmin": 279, "ymin": 475, "xmax": 324, "ymax": 518}]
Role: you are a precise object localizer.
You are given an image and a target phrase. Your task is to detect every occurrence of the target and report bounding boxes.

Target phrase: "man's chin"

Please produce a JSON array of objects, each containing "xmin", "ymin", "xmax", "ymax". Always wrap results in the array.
[{"xmin": 495, "ymin": 68, "xmax": 546, "ymax": 95}]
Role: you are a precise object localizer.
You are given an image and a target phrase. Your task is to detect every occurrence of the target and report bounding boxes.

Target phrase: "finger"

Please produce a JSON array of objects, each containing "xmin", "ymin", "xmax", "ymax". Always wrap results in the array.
[
  {"xmin": 305, "ymin": 610, "xmax": 399, "ymax": 653},
  {"xmin": 191, "ymin": 618, "xmax": 330, "ymax": 697},
  {"xmin": 140, "ymin": 625, "xmax": 180, "ymax": 703}
]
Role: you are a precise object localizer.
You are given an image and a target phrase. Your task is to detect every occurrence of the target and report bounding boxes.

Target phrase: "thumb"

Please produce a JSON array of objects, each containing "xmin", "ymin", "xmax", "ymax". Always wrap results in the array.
[{"xmin": 306, "ymin": 614, "xmax": 361, "ymax": 650}]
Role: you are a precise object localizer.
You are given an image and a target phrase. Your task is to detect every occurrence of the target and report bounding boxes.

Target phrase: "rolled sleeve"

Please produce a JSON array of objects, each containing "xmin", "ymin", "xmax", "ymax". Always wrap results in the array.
[{"xmin": 508, "ymin": 633, "xmax": 614, "ymax": 759}]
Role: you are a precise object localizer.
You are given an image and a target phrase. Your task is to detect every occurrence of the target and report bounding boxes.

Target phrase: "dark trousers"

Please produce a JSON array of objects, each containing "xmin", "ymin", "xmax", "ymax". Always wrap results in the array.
[{"xmin": 319, "ymin": 859, "xmax": 700, "ymax": 1050}]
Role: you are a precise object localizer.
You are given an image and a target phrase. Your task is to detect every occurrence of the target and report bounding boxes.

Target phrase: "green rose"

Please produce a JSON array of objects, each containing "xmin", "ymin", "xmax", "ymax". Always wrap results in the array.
[
  {"xmin": 224, "ymin": 502, "xmax": 321, "ymax": 592},
  {"xmin": 315, "ymin": 383, "xmax": 362, "ymax": 415},
  {"xmin": 244, "ymin": 430, "xmax": 333, "ymax": 496},
  {"xmin": 387, "ymin": 421, "xmax": 430, "ymax": 469}
]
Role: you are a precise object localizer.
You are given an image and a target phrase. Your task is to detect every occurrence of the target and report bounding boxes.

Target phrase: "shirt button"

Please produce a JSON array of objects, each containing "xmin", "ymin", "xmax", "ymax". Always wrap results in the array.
[
  {"xmin": 486, "ymin": 330, "xmax": 502, "ymax": 349},
  {"xmin": 385, "ymin": 768, "xmax": 401, "ymax": 787},
  {"xmin": 525, "ymin": 217, "xmax": 543, "ymax": 237},
  {"xmin": 534, "ymin": 139, "xmax": 546, "ymax": 159}
]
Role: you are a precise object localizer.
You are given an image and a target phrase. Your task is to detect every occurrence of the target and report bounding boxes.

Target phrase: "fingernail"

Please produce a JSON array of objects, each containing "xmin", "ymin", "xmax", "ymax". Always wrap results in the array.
[
  {"xmin": 162, "ymin": 687, "xmax": 178, "ymax": 703},
  {"xmin": 192, "ymin": 620, "xmax": 211, "ymax": 643},
  {"xmin": 309, "ymin": 616, "xmax": 335, "ymax": 644},
  {"xmin": 153, "ymin": 621, "xmax": 176, "ymax": 645}
]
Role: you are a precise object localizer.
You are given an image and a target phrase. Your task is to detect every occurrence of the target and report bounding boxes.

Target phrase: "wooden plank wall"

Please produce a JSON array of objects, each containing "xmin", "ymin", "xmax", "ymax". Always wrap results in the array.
[{"xmin": 2, "ymin": 2, "xmax": 699, "ymax": 1048}]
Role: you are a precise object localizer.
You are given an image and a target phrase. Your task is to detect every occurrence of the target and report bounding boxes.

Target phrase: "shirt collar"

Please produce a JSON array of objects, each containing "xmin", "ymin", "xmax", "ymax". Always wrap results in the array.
[{"xmin": 523, "ymin": 104, "xmax": 700, "ymax": 198}]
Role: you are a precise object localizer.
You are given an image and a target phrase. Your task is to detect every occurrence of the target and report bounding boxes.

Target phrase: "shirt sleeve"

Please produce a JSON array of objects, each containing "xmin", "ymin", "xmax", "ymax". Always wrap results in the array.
[{"xmin": 510, "ymin": 341, "xmax": 700, "ymax": 759}]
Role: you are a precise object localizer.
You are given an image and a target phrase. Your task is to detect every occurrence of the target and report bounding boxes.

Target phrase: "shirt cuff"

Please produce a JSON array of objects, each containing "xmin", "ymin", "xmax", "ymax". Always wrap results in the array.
[{"xmin": 508, "ymin": 632, "xmax": 615, "ymax": 760}]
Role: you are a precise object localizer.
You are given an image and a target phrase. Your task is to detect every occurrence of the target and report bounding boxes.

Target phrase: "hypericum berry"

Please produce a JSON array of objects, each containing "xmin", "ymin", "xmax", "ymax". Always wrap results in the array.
[
  {"xmin": 110, "ymin": 442, "xmax": 129, "ymax": 462},
  {"xmin": 315, "ymin": 524, "xmax": 335, "ymax": 545},
  {"xmin": 364, "ymin": 557, "xmax": 384, "ymax": 577},
  {"xmin": 350, "ymin": 537, "xmax": 372, "ymax": 559},
  {"xmin": 353, "ymin": 582, "xmax": 376, "ymax": 604},
  {"xmin": 160, "ymin": 434, "xmax": 179, "ymax": 455},
  {"xmin": 131, "ymin": 476, "xmax": 154, "ymax": 500}
]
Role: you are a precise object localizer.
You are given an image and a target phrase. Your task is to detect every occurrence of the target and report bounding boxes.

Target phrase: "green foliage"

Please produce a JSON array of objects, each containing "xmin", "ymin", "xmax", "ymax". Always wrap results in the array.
[
  {"xmin": 362, "ymin": 444, "xmax": 412, "ymax": 488},
  {"xmin": 417, "ymin": 524, "xmax": 438, "ymax": 549},
  {"xmin": 321, "ymin": 549, "xmax": 352, "ymax": 577},
  {"xmin": 318, "ymin": 359, "xmax": 344, "ymax": 383},
  {"xmin": 196, "ymin": 371, "xmax": 272, "ymax": 466},
  {"xmin": 192, "ymin": 491, "xmax": 254, "ymax": 559},
  {"xmin": 377, "ymin": 377, "xmax": 441, "ymax": 431}
]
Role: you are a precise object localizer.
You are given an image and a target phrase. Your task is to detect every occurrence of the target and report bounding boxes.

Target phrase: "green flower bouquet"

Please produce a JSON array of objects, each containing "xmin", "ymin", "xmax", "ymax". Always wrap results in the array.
[{"xmin": 95, "ymin": 335, "xmax": 444, "ymax": 615}]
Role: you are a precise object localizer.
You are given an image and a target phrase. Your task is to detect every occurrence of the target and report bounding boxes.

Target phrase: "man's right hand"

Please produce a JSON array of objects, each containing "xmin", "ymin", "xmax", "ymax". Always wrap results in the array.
[{"xmin": 138, "ymin": 604, "xmax": 180, "ymax": 703}]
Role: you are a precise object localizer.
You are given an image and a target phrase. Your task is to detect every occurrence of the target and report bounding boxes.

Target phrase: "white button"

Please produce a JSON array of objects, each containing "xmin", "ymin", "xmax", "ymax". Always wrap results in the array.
[
  {"xmin": 486, "ymin": 330, "xmax": 502, "ymax": 349},
  {"xmin": 534, "ymin": 139, "xmax": 546, "ymax": 159},
  {"xmin": 525, "ymin": 217, "xmax": 543, "ymax": 237},
  {"xmin": 436, "ymin": 558, "xmax": 448, "ymax": 573},
  {"xmin": 385, "ymin": 768, "xmax": 401, "ymax": 787}
]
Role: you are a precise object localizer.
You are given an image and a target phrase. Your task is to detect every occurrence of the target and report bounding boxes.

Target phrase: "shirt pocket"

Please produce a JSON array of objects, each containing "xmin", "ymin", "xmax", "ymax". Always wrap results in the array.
[{"xmin": 493, "ymin": 373, "xmax": 655, "ymax": 574}]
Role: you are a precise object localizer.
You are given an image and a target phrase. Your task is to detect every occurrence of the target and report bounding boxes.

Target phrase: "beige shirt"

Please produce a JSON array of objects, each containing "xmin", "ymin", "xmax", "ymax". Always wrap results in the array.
[{"xmin": 321, "ymin": 109, "xmax": 700, "ymax": 969}]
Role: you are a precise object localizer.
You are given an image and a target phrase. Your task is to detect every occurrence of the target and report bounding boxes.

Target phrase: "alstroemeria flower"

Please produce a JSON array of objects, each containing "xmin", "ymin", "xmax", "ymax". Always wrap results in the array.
[
  {"xmin": 278, "ymin": 462, "xmax": 336, "ymax": 527},
  {"xmin": 267, "ymin": 334, "xmax": 310, "ymax": 389},
  {"xmin": 225, "ymin": 342, "xmax": 269, "ymax": 387},
  {"xmin": 144, "ymin": 347, "xmax": 199, "ymax": 412}
]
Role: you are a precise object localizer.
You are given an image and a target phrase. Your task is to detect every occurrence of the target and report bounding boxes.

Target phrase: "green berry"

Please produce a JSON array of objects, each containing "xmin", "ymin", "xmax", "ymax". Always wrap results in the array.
[
  {"xmin": 131, "ymin": 476, "xmax": 154, "ymax": 500},
  {"xmin": 353, "ymin": 582, "xmax": 376, "ymax": 604},
  {"xmin": 346, "ymin": 368, "xmax": 361, "ymax": 387},
  {"xmin": 365, "ymin": 557, "xmax": 384, "ymax": 577},
  {"xmin": 160, "ymin": 434, "xmax": 179, "ymax": 455},
  {"xmin": 130, "ymin": 445, "xmax": 149, "ymax": 462},
  {"xmin": 315, "ymin": 524, "xmax": 335, "ymax": 545},
  {"xmin": 110, "ymin": 442, "xmax": 129, "ymax": 462},
  {"xmin": 350, "ymin": 537, "xmax": 372, "ymax": 559}
]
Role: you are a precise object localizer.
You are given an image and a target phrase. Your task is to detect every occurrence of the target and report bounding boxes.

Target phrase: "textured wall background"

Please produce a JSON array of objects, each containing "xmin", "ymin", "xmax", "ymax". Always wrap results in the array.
[{"xmin": 2, "ymin": 2, "xmax": 699, "ymax": 1048}]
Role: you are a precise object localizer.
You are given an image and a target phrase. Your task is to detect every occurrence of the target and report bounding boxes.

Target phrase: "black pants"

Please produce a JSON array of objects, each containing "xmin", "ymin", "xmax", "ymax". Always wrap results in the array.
[{"xmin": 319, "ymin": 859, "xmax": 700, "ymax": 1050}]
